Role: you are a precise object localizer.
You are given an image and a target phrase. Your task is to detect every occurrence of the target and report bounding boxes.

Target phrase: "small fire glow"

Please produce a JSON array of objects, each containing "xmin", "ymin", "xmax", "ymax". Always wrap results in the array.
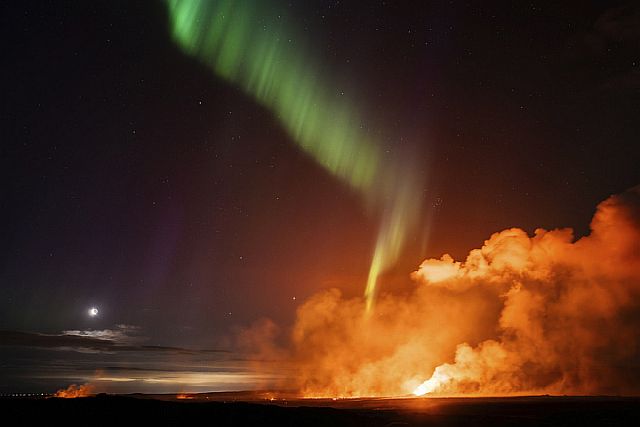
[
  {"xmin": 53, "ymin": 383, "xmax": 95, "ymax": 398},
  {"xmin": 176, "ymin": 393, "xmax": 195, "ymax": 400}
]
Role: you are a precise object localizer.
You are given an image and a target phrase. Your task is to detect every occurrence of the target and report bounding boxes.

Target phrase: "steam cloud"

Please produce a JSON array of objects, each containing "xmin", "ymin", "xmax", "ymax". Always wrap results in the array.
[{"xmin": 246, "ymin": 186, "xmax": 640, "ymax": 397}]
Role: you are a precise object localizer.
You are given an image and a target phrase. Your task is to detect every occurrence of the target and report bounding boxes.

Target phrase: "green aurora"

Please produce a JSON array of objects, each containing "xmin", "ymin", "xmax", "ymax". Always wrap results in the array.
[{"xmin": 166, "ymin": 0, "xmax": 424, "ymax": 311}]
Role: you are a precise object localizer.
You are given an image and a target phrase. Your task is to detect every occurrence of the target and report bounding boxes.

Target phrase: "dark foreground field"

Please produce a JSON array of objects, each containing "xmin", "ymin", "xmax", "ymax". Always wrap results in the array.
[{"xmin": 2, "ymin": 394, "xmax": 640, "ymax": 426}]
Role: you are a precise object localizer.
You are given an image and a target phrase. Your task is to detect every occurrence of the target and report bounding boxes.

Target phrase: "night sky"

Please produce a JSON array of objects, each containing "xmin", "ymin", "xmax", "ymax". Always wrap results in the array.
[{"xmin": 1, "ymin": 1, "xmax": 639, "ymax": 393}]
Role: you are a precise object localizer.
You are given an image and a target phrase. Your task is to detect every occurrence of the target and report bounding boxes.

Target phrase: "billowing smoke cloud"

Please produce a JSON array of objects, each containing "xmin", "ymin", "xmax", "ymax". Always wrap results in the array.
[{"xmin": 245, "ymin": 186, "xmax": 640, "ymax": 397}]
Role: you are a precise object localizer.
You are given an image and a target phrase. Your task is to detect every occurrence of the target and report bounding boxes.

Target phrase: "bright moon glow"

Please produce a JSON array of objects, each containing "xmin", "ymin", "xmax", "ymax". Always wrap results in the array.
[{"xmin": 88, "ymin": 307, "xmax": 99, "ymax": 317}]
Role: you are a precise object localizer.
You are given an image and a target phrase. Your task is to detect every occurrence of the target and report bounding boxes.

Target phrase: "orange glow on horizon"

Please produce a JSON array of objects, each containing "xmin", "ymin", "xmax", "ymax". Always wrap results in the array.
[{"xmin": 176, "ymin": 393, "xmax": 195, "ymax": 400}]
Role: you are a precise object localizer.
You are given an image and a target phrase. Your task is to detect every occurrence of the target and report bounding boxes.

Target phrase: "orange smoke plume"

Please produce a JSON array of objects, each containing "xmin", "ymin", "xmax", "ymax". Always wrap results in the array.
[
  {"xmin": 248, "ymin": 186, "xmax": 640, "ymax": 397},
  {"xmin": 53, "ymin": 383, "xmax": 95, "ymax": 398}
]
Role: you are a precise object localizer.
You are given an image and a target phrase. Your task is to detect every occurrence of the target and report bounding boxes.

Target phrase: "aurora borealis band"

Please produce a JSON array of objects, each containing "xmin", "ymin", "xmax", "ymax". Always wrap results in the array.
[{"xmin": 166, "ymin": 0, "xmax": 423, "ymax": 310}]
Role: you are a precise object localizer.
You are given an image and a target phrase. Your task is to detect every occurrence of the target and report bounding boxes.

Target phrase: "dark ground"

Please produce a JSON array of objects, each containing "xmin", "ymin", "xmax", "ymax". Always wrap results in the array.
[{"xmin": 2, "ymin": 394, "xmax": 640, "ymax": 426}]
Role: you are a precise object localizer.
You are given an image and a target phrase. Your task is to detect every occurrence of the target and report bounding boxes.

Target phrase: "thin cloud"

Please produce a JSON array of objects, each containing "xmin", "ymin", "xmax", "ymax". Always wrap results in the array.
[
  {"xmin": 0, "ymin": 329, "xmax": 229, "ymax": 355},
  {"xmin": 61, "ymin": 325, "xmax": 143, "ymax": 345}
]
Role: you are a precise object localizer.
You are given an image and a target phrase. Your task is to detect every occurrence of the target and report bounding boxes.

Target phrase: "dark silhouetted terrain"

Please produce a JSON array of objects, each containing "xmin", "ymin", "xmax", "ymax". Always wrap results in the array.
[{"xmin": 2, "ymin": 394, "xmax": 640, "ymax": 426}]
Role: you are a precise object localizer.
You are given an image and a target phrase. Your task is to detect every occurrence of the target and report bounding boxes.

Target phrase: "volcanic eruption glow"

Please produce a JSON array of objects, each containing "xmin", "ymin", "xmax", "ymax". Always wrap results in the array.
[
  {"xmin": 413, "ymin": 368, "xmax": 451, "ymax": 396},
  {"xmin": 240, "ymin": 186, "xmax": 640, "ymax": 398},
  {"xmin": 163, "ymin": 0, "xmax": 640, "ymax": 400}
]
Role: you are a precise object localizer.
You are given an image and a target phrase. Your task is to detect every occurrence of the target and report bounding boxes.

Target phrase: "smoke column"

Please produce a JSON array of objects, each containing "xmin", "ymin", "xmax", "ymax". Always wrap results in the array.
[
  {"xmin": 165, "ymin": 0, "xmax": 424, "ymax": 310},
  {"xmin": 242, "ymin": 186, "xmax": 640, "ymax": 398}
]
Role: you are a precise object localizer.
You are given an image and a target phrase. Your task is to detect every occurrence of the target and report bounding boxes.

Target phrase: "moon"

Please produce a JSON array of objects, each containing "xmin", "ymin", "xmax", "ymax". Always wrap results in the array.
[{"xmin": 88, "ymin": 307, "xmax": 99, "ymax": 317}]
